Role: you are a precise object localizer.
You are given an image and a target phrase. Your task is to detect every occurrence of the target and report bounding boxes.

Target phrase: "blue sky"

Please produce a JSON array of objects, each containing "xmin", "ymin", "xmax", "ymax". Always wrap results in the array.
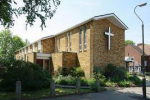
[{"xmin": 0, "ymin": 0, "xmax": 150, "ymax": 44}]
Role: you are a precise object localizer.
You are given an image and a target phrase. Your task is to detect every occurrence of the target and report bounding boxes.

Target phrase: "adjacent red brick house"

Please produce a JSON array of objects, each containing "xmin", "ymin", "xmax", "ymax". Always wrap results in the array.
[{"xmin": 125, "ymin": 44, "xmax": 150, "ymax": 72}]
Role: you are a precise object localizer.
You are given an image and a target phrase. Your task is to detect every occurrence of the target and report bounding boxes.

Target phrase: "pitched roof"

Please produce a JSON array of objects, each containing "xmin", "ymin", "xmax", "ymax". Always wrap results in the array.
[
  {"xmin": 55, "ymin": 13, "xmax": 128, "ymax": 36},
  {"xmin": 138, "ymin": 44, "xmax": 150, "ymax": 55},
  {"xmin": 127, "ymin": 44, "xmax": 150, "ymax": 56}
]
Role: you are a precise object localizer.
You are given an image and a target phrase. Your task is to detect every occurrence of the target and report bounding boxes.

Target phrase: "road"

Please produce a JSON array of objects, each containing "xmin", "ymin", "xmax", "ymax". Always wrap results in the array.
[{"xmin": 38, "ymin": 87, "xmax": 150, "ymax": 100}]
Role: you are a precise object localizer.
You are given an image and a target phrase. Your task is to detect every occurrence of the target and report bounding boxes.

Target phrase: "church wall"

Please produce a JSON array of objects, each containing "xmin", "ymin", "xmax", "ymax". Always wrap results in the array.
[
  {"xmin": 55, "ymin": 22, "xmax": 92, "ymax": 78},
  {"xmin": 42, "ymin": 37, "xmax": 55, "ymax": 54},
  {"xmin": 93, "ymin": 19, "xmax": 125, "ymax": 67}
]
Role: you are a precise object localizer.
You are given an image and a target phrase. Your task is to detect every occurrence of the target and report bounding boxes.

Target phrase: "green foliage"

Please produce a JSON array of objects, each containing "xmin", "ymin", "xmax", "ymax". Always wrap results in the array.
[
  {"xmin": 70, "ymin": 67, "xmax": 85, "ymax": 78},
  {"xmin": 0, "ymin": 60, "xmax": 51, "ymax": 92},
  {"xmin": 55, "ymin": 75, "xmax": 75, "ymax": 85},
  {"xmin": 55, "ymin": 75, "xmax": 89, "ymax": 86},
  {"xmin": 0, "ymin": 30, "xmax": 26, "ymax": 66},
  {"xmin": 13, "ymin": 35, "xmax": 27, "ymax": 50},
  {"xmin": 125, "ymin": 40, "xmax": 135, "ymax": 45},
  {"xmin": 54, "ymin": 67, "xmax": 85, "ymax": 78},
  {"xmin": 89, "ymin": 79, "xmax": 96, "ymax": 91},
  {"xmin": 104, "ymin": 64, "xmax": 129, "ymax": 82},
  {"xmin": 129, "ymin": 75, "xmax": 142, "ymax": 85},
  {"xmin": 118, "ymin": 81, "xmax": 134, "ymax": 87},
  {"xmin": 105, "ymin": 81, "xmax": 117, "ymax": 87},
  {"xmin": 0, "ymin": 0, "xmax": 60, "ymax": 29},
  {"xmin": 93, "ymin": 66, "xmax": 104, "ymax": 78}
]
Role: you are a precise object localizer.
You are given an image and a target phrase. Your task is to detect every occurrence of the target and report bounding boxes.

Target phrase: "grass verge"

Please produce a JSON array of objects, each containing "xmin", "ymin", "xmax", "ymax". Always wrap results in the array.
[{"xmin": 0, "ymin": 87, "xmax": 106, "ymax": 100}]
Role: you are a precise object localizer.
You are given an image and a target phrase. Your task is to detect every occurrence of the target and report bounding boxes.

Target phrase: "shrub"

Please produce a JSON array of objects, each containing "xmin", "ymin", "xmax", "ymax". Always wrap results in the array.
[
  {"xmin": 93, "ymin": 66, "xmax": 105, "ymax": 78},
  {"xmin": 0, "ymin": 60, "xmax": 51, "ymax": 91},
  {"xmin": 118, "ymin": 81, "xmax": 133, "ymax": 87},
  {"xmin": 55, "ymin": 75, "xmax": 76, "ymax": 85},
  {"xmin": 105, "ymin": 81, "xmax": 117, "ymax": 87},
  {"xmin": 70, "ymin": 67, "xmax": 85, "ymax": 78},
  {"xmin": 129, "ymin": 75, "xmax": 142, "ymax": 85},
  {"xmin": 55, "ymin": 75, "xmax": 89, "ymax": 86},
  {"xmin": 104, "ymin": 64, "xmax": 129, "ymax": 82}
]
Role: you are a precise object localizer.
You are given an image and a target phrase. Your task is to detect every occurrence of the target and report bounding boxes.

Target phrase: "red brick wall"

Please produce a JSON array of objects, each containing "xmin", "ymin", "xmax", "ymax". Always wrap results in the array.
[{"xmin": 125, "ymin": 45, "xmax": 141, "ymax": 64}]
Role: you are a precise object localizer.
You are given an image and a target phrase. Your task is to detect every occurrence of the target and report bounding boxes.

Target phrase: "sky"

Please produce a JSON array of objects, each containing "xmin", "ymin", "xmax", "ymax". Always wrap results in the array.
[{"xmin": 0, "ymin": 0, "xmax": 150, "ymax": 44}]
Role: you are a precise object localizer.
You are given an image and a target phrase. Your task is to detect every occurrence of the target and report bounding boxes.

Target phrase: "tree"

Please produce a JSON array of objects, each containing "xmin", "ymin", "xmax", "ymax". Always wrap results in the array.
[
  {"xmin": 0, "ymin": 30, "xmax": 26, "ymax": 65},
  {"xmin": 13, "ymin": 35, "xmax": 27, "ymax": 50},
  {"xmin": 125, "ymin": 40, "xmax": 135, "ymax": 45},
  {"xmin": 0, "ymin": 0, "xmax": 60, "ymax": 29}
]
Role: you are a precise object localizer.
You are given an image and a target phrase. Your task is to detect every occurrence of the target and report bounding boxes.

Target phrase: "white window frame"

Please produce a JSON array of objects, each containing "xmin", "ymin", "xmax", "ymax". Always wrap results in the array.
[
  {"xmin": 38, "ymin": 41, "xmax": 41, "ymax": 53},
  {"xmin": 32, "ymin": 44, "xmax": 35, "ymax": 52},
  {"xmin": 58, "ymin": 38, "xmax": 60, "ymax": 52},
  {"xmin": 28, "ymin": 46, "xmax": 30, "ymax": 53},
  {"xmin": 69, "ymin": 32, "xmax": 71, "ymax": 51},
  {"xmin": 79, "ymin": 29, "xmax": 82, "ymax": 52},
  {"xmin": 84, "ymin": 26, "xmax": 87, "ymax": 51},
  {"xmin": 66, "ymin": 33, "xmax": 68, "ymax": 51},
  {"xmin": 24, "ymin": 48, "xmax": 26, "ymax": 54}
]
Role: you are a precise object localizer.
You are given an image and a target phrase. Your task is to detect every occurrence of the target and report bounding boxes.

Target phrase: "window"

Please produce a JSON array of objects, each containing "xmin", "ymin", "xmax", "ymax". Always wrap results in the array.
[
  {"xmin": 57, "ymin": 37, "xmax": 60, "ymax": 52},
  {"xmin": 66, "ymin": 33, "xmax": 68, "ymax": 51},
  {"xmin": 79, "ymin": 29, "xmax": 82, "ymax": 51},
  {"xmin": 38, "ymin": 41, "xmax": 41, "ymax": 53},
  {"xmin": 32, "ymin": 44, "xmax": 35, "ymax": 52},
  {"xmin": 24, "ymin": 48, "xmax": 26, "ymax": 54},
  {"xmin": 22, "ymin": 50, "xmax": 23, "ymax": 59},
  {"xmin": 28, "ymin": 46, "xmax": 30, "ymax": 53},
  {"xmin": 84, "ymin": 26, "xmax": 87, "ymax": 51},
  {"xmin": 69, "ymin": 32, "xmax": 71, "ymax": 51}
]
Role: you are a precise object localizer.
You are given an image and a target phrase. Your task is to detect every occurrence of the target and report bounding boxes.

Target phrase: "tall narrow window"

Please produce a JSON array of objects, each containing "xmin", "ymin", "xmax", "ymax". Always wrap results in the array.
[
  {"xmin": 79, "ymin": 29, "xmax": 82, "ymax": 51},
  {"xmin": 59, "ymin": 38, "xmax": 60, "ymax": 52},
  {"xmin": 38, "ymin": 41, "xmax": 41, "ymax": 53},
  {"xmin": 66, "ymin": 33, "xmax": 68, "ymax": 51},
  {"xmin": 84, "ymin": 26, "xmax": 87, "ymax": 51},
  {"xmin": 69, "ymin": 32, "xmax": 71, "ymax": 51},
  {"xmin": 24, "ymin": 48, "xmax": 26, "ymax": 54},
  {"xmin": 32, "ymin": 44, "xmax": 35, "ymax": 52},
  {"xmin": 28, "ymin": 46, "xmax": 30, "ymax": 53}
]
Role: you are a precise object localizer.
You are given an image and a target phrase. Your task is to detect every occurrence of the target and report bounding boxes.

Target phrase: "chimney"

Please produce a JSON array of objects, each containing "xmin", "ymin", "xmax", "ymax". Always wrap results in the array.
[{"xmin": 137, "ymin": 43, "xmax": 143, "ymax": 46}]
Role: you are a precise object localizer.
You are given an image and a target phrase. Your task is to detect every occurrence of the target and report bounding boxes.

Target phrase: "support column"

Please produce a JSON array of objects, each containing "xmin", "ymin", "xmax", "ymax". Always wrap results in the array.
[
  {"xmin": 49, "ymin": 57, "xmax": 51, "ymax": 72},
  {"xmin": 43, "ymin": 59, "xmax": 45, "ymax": 70}
]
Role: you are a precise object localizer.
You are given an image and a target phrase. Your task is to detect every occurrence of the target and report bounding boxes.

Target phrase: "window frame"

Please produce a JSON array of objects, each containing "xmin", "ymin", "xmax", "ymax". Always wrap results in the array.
[
  {"xmin": 38, "ymin": 41, "xmax": 41, "ymax": 53},
  {"xmin": 28, "ymin": 46, "xmax": 30, "ymax": 53},
  {"xmin": 84, "ymin": 26, "xmax": 87, "ymax": 51},
  {"xmin": 66, "ymin": 33, "xmax": 68, "ymax": 51},
  {"xmin": 69, "ymin": 32, "xmax": 71, "ymax": 51},
  {"xmin": 79, "ymin": 28, "xmax": 82, "ymax": 52},
  {"xmin": 32, "ymin": 44, "xmax": 35, "ymax": 52}
]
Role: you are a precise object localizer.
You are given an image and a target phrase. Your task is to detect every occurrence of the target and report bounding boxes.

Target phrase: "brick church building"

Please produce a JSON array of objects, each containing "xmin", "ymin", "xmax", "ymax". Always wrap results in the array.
[{"xmin": 15, "ymin": 13, "xmax": 128, "ymax": 78}]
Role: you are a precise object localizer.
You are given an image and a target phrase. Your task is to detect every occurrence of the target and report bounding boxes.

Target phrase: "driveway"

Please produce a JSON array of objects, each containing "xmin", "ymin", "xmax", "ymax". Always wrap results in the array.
[{"xmin": 38, "ymin": 87, "xmax": 150, "ymax": 100}]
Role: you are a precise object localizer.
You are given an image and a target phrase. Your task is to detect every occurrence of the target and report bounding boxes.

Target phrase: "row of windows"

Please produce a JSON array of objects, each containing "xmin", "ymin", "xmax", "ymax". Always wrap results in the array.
[
  {"xmin": 18, "ymin": 41, "xmax": 41, "ymax": 56},
  {"xmin": 58, "ymin": 26, "xmax": 87, "ymax": 52}
]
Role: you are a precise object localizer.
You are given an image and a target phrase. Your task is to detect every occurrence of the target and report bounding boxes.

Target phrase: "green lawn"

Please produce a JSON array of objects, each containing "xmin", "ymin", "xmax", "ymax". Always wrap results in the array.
[{"xmin": 0, "ymin": 88, "xmax": 96, "ymax": 100}]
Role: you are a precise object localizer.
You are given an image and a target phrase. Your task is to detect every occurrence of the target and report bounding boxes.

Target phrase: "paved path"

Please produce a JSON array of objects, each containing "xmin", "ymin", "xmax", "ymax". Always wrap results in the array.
[{"xmin": 38, "ymin": 87, "xmax": 150, "ymax": 100}]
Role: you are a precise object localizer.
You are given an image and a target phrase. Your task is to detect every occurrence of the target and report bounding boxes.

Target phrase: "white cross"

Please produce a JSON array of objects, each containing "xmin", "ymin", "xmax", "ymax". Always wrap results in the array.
[{"xmin": 105, "ymin": 27, "xmax": 114, "ymax": 50}]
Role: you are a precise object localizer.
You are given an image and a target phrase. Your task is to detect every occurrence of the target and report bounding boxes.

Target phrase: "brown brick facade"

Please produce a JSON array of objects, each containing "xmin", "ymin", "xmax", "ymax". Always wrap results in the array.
[
  {"xmin": 93, "ymin": 19, "xmax": 125, "ymax": 67},
  {"xmin": 15, "ymin": 14, "xmax": 127, "ymax": 78}
]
